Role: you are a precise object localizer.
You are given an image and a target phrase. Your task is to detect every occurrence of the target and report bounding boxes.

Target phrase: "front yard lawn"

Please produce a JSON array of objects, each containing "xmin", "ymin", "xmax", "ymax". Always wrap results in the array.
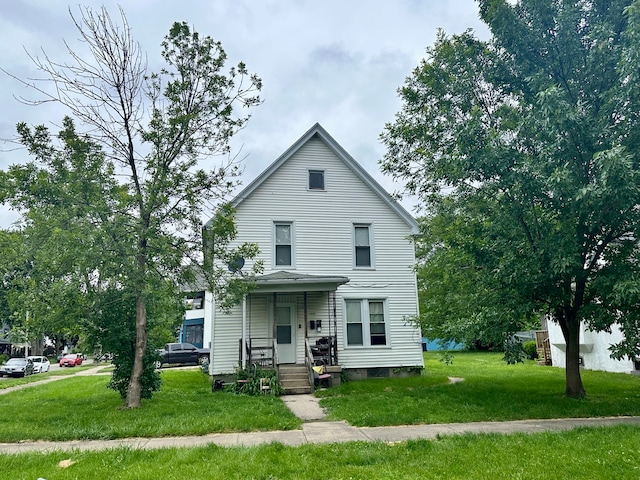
[
  {"xmin": 0, "ymin": 369, "xmax": 301, "ymax": 442},
  {"xmin": 1, "ymin": 352, "xmax": 639, "ymax": 478},
  {"xmin": 1, "ymin": 352, "xmax": 639, "ymax": 443},
  {"xmin": 316, "ymin": 352, "xmax": 640, "ymax": 426}
]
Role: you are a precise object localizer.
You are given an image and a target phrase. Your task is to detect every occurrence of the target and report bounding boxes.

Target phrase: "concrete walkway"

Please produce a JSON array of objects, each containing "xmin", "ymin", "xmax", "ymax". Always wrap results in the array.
[
  {"xmin": 1, "ymin": 367, "xmax": 640, "ymax": 454},
  {"xmin": 280, "ymin": 394, "xmax": 328, "ymax": 421},
  {"xmin": 1, "ymin": 415, "xmax": 639, "ymax": 454}
]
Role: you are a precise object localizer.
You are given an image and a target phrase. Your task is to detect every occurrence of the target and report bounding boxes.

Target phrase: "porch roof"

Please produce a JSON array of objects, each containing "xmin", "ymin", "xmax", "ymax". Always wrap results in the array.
[{"xmin": 252, "ymin": 271, "xmax": 349, "ymax": 293}]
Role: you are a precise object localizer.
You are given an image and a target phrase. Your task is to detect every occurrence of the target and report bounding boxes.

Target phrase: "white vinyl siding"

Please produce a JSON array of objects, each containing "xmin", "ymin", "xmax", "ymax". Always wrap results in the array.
[{"xmin": 211, "ymin": 134, "xmax": 423, "ymax": 371}]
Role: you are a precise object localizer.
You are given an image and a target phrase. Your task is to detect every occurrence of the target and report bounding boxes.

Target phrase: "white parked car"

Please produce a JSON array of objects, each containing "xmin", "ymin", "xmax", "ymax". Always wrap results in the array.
[{"xmin": 28, "ymin": 356, "xmax": 51, "ymax": 374}]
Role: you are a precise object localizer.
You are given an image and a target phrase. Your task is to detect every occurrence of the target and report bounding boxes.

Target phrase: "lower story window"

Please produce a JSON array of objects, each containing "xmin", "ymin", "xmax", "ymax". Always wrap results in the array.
[
  {"xmin": 345, "ymin": 299, "xmax": 387, "ymax": 347},
  {"xmin": 182, "ymin": 319, "xmax": 204, "ymax": 348}
]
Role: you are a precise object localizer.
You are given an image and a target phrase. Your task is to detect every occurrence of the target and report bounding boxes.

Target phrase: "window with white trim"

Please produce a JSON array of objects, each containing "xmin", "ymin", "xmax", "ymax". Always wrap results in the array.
[
  {"xmin": 274, "ymin": 222, "xmax": 293, "ymax": 266},
  {"xmin": 354, "ymin": 224, "xmax": 372, "ymax": 267},
  {"xmin": 345, "ymin": 299, "xmax": 387, "ymax": 347}
]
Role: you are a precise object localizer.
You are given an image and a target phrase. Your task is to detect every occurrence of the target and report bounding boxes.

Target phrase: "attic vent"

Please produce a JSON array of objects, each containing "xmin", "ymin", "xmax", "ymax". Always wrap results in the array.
[{"xmin": 308, "ymin": 169, "xmax": 325, "ymax": 190}]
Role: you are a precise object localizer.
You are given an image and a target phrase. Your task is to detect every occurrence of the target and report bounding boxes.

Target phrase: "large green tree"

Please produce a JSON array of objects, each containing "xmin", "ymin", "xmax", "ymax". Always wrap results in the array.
[
  {"xmin": 2, "ymin": 7, "xmax": 262, "ymax": 407},
  {"xmin": 381, "ymin": 0, "xmax": 640, "ymax": 397},
  {"xmin": 0, "ymin": 120, "xmax": 117, "ymax": 356}
]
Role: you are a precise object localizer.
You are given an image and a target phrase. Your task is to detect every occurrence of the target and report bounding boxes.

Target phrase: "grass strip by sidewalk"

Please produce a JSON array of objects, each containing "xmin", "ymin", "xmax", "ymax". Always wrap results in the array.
[
  {"xmin": 0, "ymin": 369, "xmax": 301, "ymax": 442},
  {"xmin": 316, "ymin": 352, "xmax": 640, "ymax": 426},
  {"xmin": 2, "ymin": 425, "xmax": 639, "ymax": 479}
]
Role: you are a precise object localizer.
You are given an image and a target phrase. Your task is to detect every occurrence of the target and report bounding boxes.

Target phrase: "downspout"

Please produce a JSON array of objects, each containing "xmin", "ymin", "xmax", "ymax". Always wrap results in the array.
[{"xmin": 209, "ymin": 292, "xmax": 215, "ymax": 375}]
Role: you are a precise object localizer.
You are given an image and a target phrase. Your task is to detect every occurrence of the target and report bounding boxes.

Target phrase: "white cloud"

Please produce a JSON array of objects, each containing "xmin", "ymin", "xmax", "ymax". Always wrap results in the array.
[{"xmin": 0, "ymin": 0, "xmax": 490, "ymax": 225}]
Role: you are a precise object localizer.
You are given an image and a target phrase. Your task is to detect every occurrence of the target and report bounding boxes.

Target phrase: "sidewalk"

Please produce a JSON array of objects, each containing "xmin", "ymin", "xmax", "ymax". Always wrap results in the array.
[
  {"xmin": 1, "ymin": 369, "xmax": 639, "ymax": 454},
  {"xmin": 1, "ymin": 416, "xmax": 639, "ymax": 454}
]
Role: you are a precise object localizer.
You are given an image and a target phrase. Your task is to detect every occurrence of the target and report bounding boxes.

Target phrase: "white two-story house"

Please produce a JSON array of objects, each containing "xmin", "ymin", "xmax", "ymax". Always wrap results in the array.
[{"xmin": 200, "ymin": 124, "xmax": 424, "ymax": 389}]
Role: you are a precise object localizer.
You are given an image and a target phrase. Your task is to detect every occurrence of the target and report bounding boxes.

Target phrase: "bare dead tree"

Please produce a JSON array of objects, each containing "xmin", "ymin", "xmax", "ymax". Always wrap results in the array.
[{"xmin": 3, "ymin": 6, "xmax": 262, "ymax": 407}]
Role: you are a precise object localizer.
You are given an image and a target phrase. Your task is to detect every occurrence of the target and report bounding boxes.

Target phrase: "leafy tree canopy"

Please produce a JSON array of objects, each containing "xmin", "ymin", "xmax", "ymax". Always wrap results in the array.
[
  {"xmin": 381, "ymin": 0, "xmax": 640, "ymax": 397},
  {"xmin": 1, "ymin": 7, "xmax": 262, "ymax": 407}
]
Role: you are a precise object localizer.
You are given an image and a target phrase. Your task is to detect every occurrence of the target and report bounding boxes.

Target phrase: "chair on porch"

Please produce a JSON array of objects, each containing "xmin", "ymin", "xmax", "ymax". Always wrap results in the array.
[{"xmin": 312, "ymin": 361, "xmax": 332, "ymax": 388}]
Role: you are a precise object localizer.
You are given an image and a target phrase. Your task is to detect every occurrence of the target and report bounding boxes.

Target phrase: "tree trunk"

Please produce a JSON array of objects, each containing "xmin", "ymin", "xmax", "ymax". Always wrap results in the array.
[
  {"xmin": 125, "ymin": 217, "xmax": 149, "ymax": 409},
  {"xmin": 563, "ymin": 313, "xmax": 586, "ymax": 399},
  {"xmin": 125, "ymin": 294, "xmax": 147, "ymax": 408}
]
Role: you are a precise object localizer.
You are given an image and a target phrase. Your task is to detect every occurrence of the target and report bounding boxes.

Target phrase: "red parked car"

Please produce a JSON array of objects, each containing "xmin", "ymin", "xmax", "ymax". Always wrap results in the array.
[{"xmin": 59, "ymin": 354, "xmax": 83, "ymax": 367}]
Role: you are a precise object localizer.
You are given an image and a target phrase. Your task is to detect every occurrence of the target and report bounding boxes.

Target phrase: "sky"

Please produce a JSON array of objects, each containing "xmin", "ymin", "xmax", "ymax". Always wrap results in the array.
[{"xmin": 0, "ymin": 0, "xmax": 490, "ymax": 228}]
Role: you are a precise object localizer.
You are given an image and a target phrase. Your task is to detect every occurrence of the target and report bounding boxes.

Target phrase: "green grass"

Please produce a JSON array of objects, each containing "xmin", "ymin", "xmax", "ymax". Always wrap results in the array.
[
  {"xmin": 0, "ymin": 369, "xmax": 301, "ymax": 442},
  {"xmin": 316, "ymin": 352, "xmax": 640, "ymax": 426},
  {"xmin": 2, "ymin": 351, "xmax": 639, "ymax": 444},
  {"xmin": 1, "ymin": 352, "xmax": 640, "ymax": 477},
  {"xmin": 1, "ymin": 425, "xmax": 638, "ymax": 479}
]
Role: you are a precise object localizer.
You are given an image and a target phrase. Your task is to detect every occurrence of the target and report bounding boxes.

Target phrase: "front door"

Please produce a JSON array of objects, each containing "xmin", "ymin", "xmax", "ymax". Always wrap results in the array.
[{"xmin": 275, "ymin": 304, "xmax": 296, "ymax": 364}]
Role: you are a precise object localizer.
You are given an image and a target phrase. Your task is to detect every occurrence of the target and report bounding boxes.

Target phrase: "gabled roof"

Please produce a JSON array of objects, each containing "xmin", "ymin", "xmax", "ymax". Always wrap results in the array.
[{"xmin": 230, "ymin": 123, "xmax": 418, "ymax": 233}]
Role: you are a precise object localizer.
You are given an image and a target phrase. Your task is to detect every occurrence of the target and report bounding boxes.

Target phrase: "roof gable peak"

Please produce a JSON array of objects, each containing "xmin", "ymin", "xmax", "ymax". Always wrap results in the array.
[{"xmin": 216, "ymin": 124, "xmax": 417, "ymax": 232}]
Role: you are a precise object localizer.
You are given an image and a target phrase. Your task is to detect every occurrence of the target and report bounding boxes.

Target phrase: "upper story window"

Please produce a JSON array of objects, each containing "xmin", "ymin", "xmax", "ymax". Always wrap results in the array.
[
  {"xmin": 308, "ymin": 169, "xmax": 325, "ymax": 190},
  {"xmin": 274, "ymin": 222, "xmax": 293, "ymax": 267},
  {"xmin": 185, "ymin": 292, "xmax": 205, "ymax": 310},
  {"xmin": 354, "ymin": 224, "xmax": 372, "ymax": 268}
]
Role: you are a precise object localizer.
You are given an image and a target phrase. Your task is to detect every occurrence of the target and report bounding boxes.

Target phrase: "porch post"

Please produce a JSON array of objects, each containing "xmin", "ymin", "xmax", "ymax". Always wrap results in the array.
[
  {"xmin": 304, "ymin": 292, "xmax": 308, "ymax": 338},
  {"xmin": 332, "ymin": 291, "xmax": 338, "ymax": 365},
  {"xmin": 272, "ymin": 293, "xmax": 277, "ymax": 339},
  {"xmin": 241, "ymin": 295, "xmax": 247, "ymax": 370}
]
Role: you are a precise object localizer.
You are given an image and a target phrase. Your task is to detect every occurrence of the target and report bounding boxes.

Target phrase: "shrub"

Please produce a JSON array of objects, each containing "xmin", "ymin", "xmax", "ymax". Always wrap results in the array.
[
  {"xmin": 226, "ymin": 364, "xmax": 282, "ymax": 396},
  {"xmin": 437, "ymin": 351, "xmax": 455, "ymax": 365},
  {"xmin": 502, "ymin": 336, "xmax": 525, "ymax": 364},
  {"xmin": 522, "ymin": 340, "xmax": 539, "ymax": 360},
  {"xmin": 0, "ymin": 354, "xmax": 8, "ymax": 365},
  {"xmin": 107, "ymin": 346, "xmax": 162, "ymax": 400}
]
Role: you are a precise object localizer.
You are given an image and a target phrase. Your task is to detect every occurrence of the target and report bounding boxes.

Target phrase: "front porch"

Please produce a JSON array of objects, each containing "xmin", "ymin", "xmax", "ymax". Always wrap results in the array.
[
  {"xmin": 239, "ymin": 335, "xmax": 340, "ymax": 394},
  {"xmin": 235, "ymin": 271, "xmax": 348, "ymax": 393},
  {"xmin": 240, "ymin": 335, "xmax": 338, "ymax": 369}
]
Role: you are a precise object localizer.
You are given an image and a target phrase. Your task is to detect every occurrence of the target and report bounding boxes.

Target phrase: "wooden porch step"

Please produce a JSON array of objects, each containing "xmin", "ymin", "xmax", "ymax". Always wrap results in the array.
[
  {"xmin": 279, "ymin": 364, "xmax": 307, "ymax": 373},
  {"xmin": 279, "ymin": 364, "xmax": 312, "ymax": 394},
  {"xmin": 280, "ymin": 384, "xmax": 313, "ymax": 395}
]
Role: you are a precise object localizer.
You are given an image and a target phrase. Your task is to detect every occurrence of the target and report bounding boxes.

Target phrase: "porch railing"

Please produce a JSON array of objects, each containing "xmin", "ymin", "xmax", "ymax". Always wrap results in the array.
[
  {"xmin": 535, "ymin": 330, "xmax": 552, "ymax": 365},
  {"xmin": 309, "ymin": 335, "xmax": 338, "ymax": 366},
  {"xmin": 239, "ymin": 337, "xmax": 276, "ymax": 368},
  {"xmin": 304, "ymin": 339, "xmax": 315, "ymax": 390}
]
